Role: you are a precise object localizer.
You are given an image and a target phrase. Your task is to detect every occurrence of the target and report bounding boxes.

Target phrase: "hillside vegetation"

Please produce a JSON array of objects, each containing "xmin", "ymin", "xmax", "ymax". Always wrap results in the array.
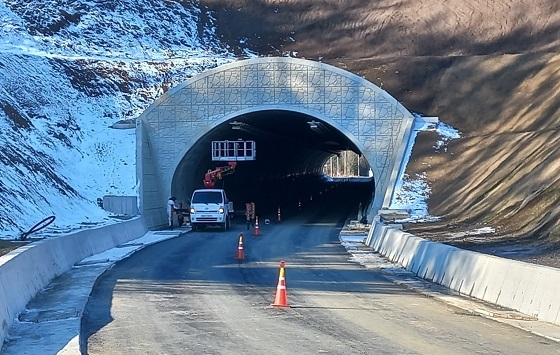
[{"xmin": 201, "ymin": 0, "xmax": 560, "ymax": 243}]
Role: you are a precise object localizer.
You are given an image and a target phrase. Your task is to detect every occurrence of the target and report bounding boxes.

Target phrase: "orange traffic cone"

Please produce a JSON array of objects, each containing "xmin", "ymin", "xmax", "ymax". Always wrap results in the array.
[
  {"xmin": 236, "ymin": 233, "xmax": 245, "ymax": 260},
  {"xmin": 277, "ymin": 206, "xmax": 281, "ymax": 222},
  {"xmin": 271, "ymin": 260, "xmax": 289, "ymax": 307},
  {"xmin": 253, "ymin": 216, "xmax": 261, "ymax": 236}
]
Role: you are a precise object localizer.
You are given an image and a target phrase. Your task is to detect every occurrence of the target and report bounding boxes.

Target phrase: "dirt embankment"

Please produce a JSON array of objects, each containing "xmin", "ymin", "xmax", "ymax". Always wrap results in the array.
[{"xmin": 201, "ymin": 0, "xmax": 560, "ymax": 254}]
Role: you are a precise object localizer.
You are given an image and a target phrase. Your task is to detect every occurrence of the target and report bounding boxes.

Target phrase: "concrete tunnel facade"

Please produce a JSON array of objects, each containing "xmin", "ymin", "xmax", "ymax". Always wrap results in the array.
[{"xmin": 136, "ymin": 57, "xmax": 414, "ymax": 228}]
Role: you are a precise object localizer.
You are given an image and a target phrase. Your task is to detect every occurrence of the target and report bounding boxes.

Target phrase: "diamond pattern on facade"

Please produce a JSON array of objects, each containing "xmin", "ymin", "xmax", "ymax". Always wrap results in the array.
[{"xmin": 138, "ymin": 57, "xmax": 414, "ymax": 225}]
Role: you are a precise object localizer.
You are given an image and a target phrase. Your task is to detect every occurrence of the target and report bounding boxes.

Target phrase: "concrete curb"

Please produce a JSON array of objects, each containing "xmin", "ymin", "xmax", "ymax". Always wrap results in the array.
[
  {"xmin": 0, "ymin": 217, "xmax": 148, "ymax": 346},
  {"xmin": 365, "ymin": 220, "xmax": 560, "ymax": 326}
]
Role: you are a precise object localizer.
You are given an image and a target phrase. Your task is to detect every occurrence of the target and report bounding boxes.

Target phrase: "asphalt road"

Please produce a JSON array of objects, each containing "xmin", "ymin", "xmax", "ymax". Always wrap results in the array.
[{"xmin": 82, "ymin": 185, "xmax": 560, "ymax": 354}]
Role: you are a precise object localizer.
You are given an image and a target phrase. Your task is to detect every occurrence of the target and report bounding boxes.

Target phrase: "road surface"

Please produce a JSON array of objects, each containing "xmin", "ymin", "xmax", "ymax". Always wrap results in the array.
[{"xmin": 82, "ymin": 185, "xmax": 559, "ymax": 354}]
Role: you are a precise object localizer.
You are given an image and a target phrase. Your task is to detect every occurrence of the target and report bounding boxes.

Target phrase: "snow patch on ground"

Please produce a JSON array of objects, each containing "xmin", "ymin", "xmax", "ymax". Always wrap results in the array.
[
  {"xmin": 434, "ymin": 122, "xmax": 461, "ymax": 152},
  {"xmin": 340, "ymin": 234, "xmax": 402, "ymax": 270},
  {"xmin": 446, "ymin": 227, "xmax": 496, "ymax": 239},
  {"xmin": 389, "ymin": 116, "xmax": 461, "ymax": 223}
]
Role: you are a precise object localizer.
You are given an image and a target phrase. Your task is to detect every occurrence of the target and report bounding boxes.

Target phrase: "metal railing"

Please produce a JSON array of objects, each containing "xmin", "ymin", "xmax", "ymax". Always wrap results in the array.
[{"xmin": 211, "ymin": 140, "xmax": 256, "ymax": 161}]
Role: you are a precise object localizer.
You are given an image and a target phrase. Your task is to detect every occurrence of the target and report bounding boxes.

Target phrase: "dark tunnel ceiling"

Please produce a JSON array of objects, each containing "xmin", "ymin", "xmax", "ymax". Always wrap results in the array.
[
  {"xmin": 190, "ymin": 110, "xmax": 363, "ymax": 181},
  {"xmin": 174, "ymin": 109, "xmax": 374, "ymax": 211}
]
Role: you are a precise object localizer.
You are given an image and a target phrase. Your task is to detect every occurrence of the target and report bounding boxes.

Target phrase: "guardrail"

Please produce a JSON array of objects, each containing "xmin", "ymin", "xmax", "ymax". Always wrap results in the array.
[
  {"xmin": 365, "ymin": 219, "xmax": 560, "ymax": 325},
  {"xmin": 0, "ymin": 217, "xmax": 147, "ymax": 346}
]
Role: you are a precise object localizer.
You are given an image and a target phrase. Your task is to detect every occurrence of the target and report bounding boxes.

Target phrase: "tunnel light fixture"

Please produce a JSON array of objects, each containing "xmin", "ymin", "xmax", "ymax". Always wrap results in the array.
[
  {"xmin": 307, "ymin": 120, "xmax": 319, "ymax": 129},
  {"xmin": 230, "ymin": 120, "xmax": 244, "ymax": 130}
]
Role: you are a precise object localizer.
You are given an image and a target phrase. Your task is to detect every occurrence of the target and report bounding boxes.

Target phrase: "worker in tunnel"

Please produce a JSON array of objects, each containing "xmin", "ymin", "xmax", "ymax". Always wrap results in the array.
[
  {"xmin": 245, "ymin": 202, "xmax": 255, "ymax": 230},
  {"xmin": 167, "ymin": 196, "xmax": 179, "ymax": 230}
]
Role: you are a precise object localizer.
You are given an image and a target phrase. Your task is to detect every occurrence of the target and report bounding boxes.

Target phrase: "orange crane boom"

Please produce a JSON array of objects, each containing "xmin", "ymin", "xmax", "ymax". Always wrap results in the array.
[{"xmin": 203, "ymin": 162, "xmax": 237, "ymax": 188}]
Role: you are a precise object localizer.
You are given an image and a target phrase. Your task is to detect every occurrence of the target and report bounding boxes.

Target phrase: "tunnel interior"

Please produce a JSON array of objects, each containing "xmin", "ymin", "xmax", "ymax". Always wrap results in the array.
[{"xmin": 173, "ymin": 110, "xmax": 374, "ymax": 221}]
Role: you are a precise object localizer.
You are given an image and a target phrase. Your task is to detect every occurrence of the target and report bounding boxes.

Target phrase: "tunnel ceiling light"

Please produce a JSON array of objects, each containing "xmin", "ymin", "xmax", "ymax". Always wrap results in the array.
[
  {"xmin": 307, "ymin": 120, "xmax": 319, "ymax": 129},
  {"xmin": 230, "ymin": 120, "xmax": 244, "ymax": 130}
]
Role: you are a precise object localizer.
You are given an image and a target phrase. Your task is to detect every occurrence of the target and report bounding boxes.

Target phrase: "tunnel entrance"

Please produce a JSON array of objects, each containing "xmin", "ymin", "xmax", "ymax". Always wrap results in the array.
[
  {"xmin": 137, "ymin": 57, "xmax": 414, "ymax": 228},
  {"xmin": 172, "ymin": 109, "xmax": 375, "ymax": 221}
]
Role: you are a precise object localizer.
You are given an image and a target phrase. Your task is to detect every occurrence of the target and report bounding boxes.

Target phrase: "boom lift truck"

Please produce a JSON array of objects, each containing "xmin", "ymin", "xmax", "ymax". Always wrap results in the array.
[
  {"xmin": 189, "ymin": 140, "xmax": 255, "ymax": 231},
  {"xmin": 203, "ymin": 162, "xmax": 237, "ymax": 189}
]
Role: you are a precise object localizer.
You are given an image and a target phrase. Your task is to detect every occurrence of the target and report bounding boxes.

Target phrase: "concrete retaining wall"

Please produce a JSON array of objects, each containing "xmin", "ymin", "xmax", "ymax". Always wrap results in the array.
[
  {"xmin": 0, "ymin": 217, "xmax": 147, "ymax": 346},
  {"xmin": 102, "ymin": 195, "xmax": 139, "ymax": 216},
  {"xmin": 366, "ymin": 221, "xmax": 560, "ymax": 325}
]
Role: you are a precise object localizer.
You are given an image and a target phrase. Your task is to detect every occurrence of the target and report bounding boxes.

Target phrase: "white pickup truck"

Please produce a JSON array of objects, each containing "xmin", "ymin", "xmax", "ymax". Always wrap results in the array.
[{"xmin": 189, "ymin": 189, "xmax": 233, "ymax": 231}]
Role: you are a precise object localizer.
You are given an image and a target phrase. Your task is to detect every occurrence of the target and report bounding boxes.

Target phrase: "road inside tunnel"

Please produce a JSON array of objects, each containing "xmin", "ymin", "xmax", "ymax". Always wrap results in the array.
[{"xmin": 173, "ymin": 110, "xmax": 374, "ymax": 219}]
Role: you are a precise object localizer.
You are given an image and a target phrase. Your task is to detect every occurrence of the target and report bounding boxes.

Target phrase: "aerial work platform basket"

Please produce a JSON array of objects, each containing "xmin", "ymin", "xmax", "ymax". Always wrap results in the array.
[{"xmin": 212, "ymin": 140, "xmax": 256, "ymax": 161}]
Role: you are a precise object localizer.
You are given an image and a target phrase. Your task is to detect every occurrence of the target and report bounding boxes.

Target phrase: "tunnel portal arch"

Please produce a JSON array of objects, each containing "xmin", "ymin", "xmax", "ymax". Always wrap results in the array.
[{"xmin": 137, "ymin": 57, "xmax": 414, "ymax": 227}]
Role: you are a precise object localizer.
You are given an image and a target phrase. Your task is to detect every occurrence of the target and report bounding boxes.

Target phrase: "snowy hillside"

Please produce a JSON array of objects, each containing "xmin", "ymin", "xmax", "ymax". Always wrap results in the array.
[
  {"xmin": 0, "ymin": 0, "xmax": 237, "ymax": 238},
  {"xmin": 0, "ymin": 0, "xmax": 449, "ymax": 240}
]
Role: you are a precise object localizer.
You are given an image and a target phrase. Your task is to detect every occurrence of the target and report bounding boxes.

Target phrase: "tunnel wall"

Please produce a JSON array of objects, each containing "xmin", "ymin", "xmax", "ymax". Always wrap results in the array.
[
  {"xmin": 137, "ymin": 57, "xmax": 414, "ymax": 228},
  {"xmin": 136, "ymin": 121, "xmax": 167, "ymax": 228}
]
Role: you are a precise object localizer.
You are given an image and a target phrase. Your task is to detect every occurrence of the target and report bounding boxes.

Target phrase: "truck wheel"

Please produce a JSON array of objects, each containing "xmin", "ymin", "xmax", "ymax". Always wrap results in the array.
[{"xmin": 220, "ymin": 219, "xmax": 228, "ymax": 231}]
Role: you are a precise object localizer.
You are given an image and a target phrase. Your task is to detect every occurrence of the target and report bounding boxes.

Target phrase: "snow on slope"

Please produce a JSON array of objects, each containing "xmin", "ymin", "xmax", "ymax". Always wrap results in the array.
[
  {"xmin": 0, "ymin": 0, "xmax": 235, "ymax": 238},
  {"xmin": 389, "ymin": 117, "xmax": 461, "ymax": 222},
  {"xmin": 0, "ymin": 0, "xmax": 454, "ymax": 239}
]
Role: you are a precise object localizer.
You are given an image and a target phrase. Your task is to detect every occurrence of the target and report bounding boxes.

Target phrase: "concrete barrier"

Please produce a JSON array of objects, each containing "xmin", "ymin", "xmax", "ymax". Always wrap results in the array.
[
  {"xmin": 102, "ymin": 195, "xmax": 139, "ymax": 216},
  {"xmin": 0, "ymin": 217, "xmax": 147, "ymax": 346},
  {"xmin": 365, "ymin": 221, "xmax": 560, "ymax": 326}
]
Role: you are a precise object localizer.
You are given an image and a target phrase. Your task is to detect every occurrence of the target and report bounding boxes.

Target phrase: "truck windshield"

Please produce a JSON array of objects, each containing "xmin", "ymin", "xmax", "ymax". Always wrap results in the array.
[{"xmin": 192, "ymin": 191, "xmax": 223, "ymax": 204}]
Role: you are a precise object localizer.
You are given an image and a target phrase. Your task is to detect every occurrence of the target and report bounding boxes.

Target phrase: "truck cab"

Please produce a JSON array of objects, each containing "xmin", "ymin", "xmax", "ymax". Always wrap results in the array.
[{"xmin": 189, "ymin": 189, "xmax": 233, "ymax": 231}]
